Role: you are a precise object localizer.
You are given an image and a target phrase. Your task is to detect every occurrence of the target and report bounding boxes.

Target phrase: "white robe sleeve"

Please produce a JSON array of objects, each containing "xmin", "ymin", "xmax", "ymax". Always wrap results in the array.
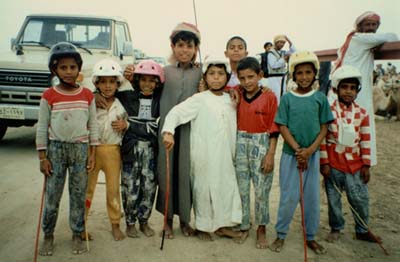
[
  {"xmin": 161, "ymin": 93, "xmax": 201, "ymax": 135},
  {"xmin": 352, "ymin": 32, "xmax": 398, "ymax": 50}
]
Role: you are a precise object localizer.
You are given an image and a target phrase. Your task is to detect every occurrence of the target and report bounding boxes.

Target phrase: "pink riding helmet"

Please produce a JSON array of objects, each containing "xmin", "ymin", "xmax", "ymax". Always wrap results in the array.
[{"xmin": 135, "ymin": 60, "xmax": 165, "ymax": 83}]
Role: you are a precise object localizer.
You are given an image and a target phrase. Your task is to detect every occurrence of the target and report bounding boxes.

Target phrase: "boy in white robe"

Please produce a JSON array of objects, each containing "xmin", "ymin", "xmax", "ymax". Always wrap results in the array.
[{"xmin": 162, "ymin": 57, "xmax": 243, "ymax": 241}]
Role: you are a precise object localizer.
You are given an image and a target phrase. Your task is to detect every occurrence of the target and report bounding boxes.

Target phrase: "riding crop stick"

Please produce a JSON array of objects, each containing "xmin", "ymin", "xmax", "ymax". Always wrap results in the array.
[
  {"xmin": 34, "ymin": 177, "xmax": 46, "ymax": 262},
  {"xmin": 299, "ymin": 169, "xmax": 308, "ymax": 262},
  {"xmin": 160, "ymin": 148, "xmax": 171, "ymax": 250}
]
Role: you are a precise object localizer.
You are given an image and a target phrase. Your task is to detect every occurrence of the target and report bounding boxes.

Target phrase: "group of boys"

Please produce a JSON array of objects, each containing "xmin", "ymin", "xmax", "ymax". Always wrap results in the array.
[{"xmin": 35, "ymin": 10, "xmax": 396, "ymax": 258}]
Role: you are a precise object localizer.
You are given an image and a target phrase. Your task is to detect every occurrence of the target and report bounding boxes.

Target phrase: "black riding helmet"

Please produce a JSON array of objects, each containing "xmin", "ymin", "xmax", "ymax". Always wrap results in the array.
[{"xmin": 48, "ymin": 42, "xmax": 83, "ymax": 72}]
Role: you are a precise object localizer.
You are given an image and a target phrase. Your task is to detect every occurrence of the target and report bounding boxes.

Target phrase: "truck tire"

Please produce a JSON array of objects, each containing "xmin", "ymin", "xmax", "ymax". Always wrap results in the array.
[{"xmin": 0, "ymin": 122, "xmax": 7, "ymax": 141}]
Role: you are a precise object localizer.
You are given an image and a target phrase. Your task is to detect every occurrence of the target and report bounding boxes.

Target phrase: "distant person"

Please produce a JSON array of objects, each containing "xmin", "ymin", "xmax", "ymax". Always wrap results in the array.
[
  {"xmin": 36, "ymin": 42, "xmax": 99, "ymax": 256},
  {"xmin": 375, "ymin": 64, "xmax": 385, "ymax": 77},
  {"xmin": 85, "ymin": 59, "xmax": 127, "ymax": 241},
  {"xmin": 331, "ymin": 11, "xmax": 398, "ymax": 166},
  {"xmin": 260, "ymin": 41, "xmax": 273, "ymax": 77},
  {"xmin": 267, "ymin": 35, "xmax": 296, "ymax": 104},
  {"xmin": 235, "ymin": 57, "xmax": 279, "ymax": 248},
  {"xmin": 162, "ymin": 57, "xmax": 243, "ymax": 242},
  {"xmin": 321, "ymin": 65, "xmax": 382, "ymax": 244},
  {"xmin": 270, "ymin": 51, "xmax": 334, "ymax": 255},
  {"xmin": 386, "ymin": 62, "xmax": 397, "ymax": 76}
]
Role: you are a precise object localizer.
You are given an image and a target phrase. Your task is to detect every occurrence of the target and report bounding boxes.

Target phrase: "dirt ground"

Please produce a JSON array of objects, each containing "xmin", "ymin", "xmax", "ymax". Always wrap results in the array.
[{"xmin": 0, "ymin": 120, "xmax": 399, "ymax": 262}]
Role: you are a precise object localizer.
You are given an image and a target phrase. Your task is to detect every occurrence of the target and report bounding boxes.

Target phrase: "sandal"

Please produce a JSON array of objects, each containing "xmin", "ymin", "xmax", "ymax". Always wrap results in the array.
[
  {"xmin": 307, "ymin": 240, "xmax": 327, "ymax": 255},
  {"xmin": 232, "ymin": 230, "xmax": 249, "ymax": 244},
  {"xmin": 269, "ymin": 238, "xmax": 285, "ymax": 253},
  {"xmin": 325, "ymin": 230, "xmax": 341, "ymax": 243}
]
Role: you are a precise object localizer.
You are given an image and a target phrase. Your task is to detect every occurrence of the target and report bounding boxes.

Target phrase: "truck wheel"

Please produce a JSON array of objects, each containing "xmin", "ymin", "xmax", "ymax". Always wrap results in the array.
[{"xmin": 0, "ymin": 122, "xmax": 7, "ymax": 141}]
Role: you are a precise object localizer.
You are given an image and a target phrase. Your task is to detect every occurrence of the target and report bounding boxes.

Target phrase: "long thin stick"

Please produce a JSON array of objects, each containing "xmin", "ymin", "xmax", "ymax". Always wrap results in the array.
[
  {"xmin": 332, "ymin": 182, "xmax": 389, "ymax": 255},
  {"xmin": 192, "ymin": 0, "xmax": 202, "ymax": 63},
  {"xmin": 299, "ymin": 169, "xmax": 308, "ymax": 262},
  {"xmin": 34, "ymin": 177, "xmax": 46, "ymax": 262},
  {"xmin": 160, "ymin": 149, "xmax": 171, "ymax": 250}
]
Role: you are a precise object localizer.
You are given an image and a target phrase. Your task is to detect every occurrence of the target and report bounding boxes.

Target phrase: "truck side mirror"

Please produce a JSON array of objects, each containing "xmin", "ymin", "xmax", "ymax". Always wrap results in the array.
[
  {"xmin": 122, "ymin": 42, "xmax": 133, "ymax": 56},
  {"xmin": 10, "ymin": 38, "xmax": 16, "ymax": 49}
]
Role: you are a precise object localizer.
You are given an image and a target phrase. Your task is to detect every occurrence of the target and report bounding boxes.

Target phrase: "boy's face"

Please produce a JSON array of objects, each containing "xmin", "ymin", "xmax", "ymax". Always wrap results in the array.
[
  {"xmin": 55, "ymin": 57, "xmax": 79, "ymax": 85},
  {"xmin": 205, "ymin": 65, "xmax": 227, "ymax": 91},
  {"xmin": 238, "ymin": 69, "xmax": 262, "ymax": 95},
  {"xmin": 97, "ymin": 76, "xmax": 119, "ymax": 98},
  {"xmin": 294, "ymin": 63, "xmax": 315, "ymax": 91},
  {"xmin": 139, "ymin": 74, "xmax": 158, "ymax": 96},
  {"xmin": 225, "ymin": 39, "xmax": 248, "ymax": 63},
  {"xmin": 171, "ymin": 39, "xmax": 197, "ymax": 64},
  {"xmin": 337, "ymin": 81, "xmax": 358, "ymax": 105}
]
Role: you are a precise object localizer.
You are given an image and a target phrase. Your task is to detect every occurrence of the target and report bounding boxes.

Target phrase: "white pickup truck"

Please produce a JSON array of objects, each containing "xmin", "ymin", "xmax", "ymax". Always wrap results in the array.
[{"xmin": 0, "ymin": 14, "xmax": 135, "ymax": 140}]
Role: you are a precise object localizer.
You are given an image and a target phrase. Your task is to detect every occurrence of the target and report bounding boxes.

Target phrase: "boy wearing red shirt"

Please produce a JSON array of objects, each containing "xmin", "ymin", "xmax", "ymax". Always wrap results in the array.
[{"xmin": 235, "ymin": 57, "xmax": 279, "ymax": 249}]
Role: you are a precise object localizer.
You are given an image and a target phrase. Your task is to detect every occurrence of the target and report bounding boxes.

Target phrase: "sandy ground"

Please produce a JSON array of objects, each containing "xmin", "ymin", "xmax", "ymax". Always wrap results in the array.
[{"xmin": 0, "ymin": 120, "xmax": 399, "ymax": 262}]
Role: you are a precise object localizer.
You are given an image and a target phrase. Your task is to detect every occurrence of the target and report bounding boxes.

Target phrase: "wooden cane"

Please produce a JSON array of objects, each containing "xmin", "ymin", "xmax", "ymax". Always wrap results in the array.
[
  {"xmin": 34, "ymin": 177, "xmax": 46, "ymax": 262},
  {"xmin": 299, "ymin": 169, "xmax": 308, "ymax": 262},
  {"xmin": 160, "ymin": 148, "xmax": 170, "ymax": 250}
]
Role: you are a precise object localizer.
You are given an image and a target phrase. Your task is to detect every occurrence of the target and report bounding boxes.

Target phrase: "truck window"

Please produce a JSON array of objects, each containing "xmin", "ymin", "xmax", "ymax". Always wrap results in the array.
[
  {"xmin": 115, "ymin": 23, "xmax": 128, "ymax": 56},
  {"xmin": 18, "ymin": 18, "xmax": 111, "ymax": 49}
]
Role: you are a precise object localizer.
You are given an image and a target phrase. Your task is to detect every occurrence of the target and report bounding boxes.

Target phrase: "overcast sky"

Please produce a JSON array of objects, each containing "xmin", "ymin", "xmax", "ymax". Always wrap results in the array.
[{"xmin": 1, "ymin": 0, "xmax": 399, "ymax": 65}]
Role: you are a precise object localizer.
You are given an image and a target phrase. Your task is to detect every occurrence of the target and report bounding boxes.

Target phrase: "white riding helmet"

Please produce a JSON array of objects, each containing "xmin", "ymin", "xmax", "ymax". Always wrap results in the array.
[
  {"xmin": 331, "ymin": 65, "xmax": 362, "ymax": 90},
  {"xmin": 92, "ymin": 59, "xmax": 124, "ymax": 85},
  {"xmin": 202, "ymin": 56, "xmax": 231, "ymax": 74},
  {"xmin": 288, "ymin": 51, "xmax": 320, "ymax": 79}
]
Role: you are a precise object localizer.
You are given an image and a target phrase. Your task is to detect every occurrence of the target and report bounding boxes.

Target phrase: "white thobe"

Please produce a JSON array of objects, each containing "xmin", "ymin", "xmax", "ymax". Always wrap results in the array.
[
  {"xmin": 340, "ymin": 32, "xmax": 398, "ymax": 165},
  {"xmin": 162, "ymin": 91, "xmax": 242, "ymax": 232}
]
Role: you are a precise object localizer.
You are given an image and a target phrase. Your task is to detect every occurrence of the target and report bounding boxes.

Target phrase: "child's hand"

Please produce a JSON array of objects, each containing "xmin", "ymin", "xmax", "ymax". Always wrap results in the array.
[
  {"xmin": 87, "ymin": 154, "xmax": 95, "ymax": 172},
  {"xmin": 123, "ymin": 64, "xmax": 135, "ymax": 82},
  {"xmin": 360, "ymin": 165, "xmax": 370, "ymax": 184},
  {"xmin": 198, "ymin": 79, "xmax": 207, "ymax": 92},
  {"xmin": 297, "ymin": 161, "xmax": 308, "ymax": 172},
  {"xmin": 320, "ymin": 164, "xmax": 331, "ymax": 179},
  {"xmin": 40, "ymin": 159, "xmax": 53, "ymax": 176},
  {"xmin": 162, "ymin": 132, "xmax": 174, "ymax": 151},
  {"xmin": 229, "ymin": 89, "xmax": 240, "ymax": 105},
  {"xmin": 295, "ymin": 148, "xmax": 312, "ymax": 163},
  {"xmin": 111, "ymin": 117, "xmax": 128, "ymax": 133},
  {"xmin": 261, "ymin": 153, "xmax": 274, "ymax": 174},
  {"xmin": 95, "ymin": 93, "xmax": 108, "ymax": 109}
]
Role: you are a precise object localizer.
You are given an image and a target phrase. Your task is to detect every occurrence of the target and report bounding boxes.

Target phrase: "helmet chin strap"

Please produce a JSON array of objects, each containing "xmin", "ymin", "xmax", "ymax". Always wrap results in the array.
[{"xmin": 55, "ymin": 72, "xmax": 79, "ymax": 88}]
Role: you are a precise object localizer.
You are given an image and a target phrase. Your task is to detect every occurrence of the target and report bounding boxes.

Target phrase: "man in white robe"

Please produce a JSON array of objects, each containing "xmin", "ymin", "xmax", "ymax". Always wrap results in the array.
[
  {"xmin": 332, "ymin": 11, "xmax": 398, "ymax": 166},
  {"xmin": 267, "ymin": 35, "xmax": 296, "ymax": 104}
]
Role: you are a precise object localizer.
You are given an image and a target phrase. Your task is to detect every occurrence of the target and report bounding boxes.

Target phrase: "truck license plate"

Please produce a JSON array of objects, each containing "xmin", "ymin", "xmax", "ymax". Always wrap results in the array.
[{"xmin": 0, "ymin": 107, "xmax": 25, "ymax": 120}]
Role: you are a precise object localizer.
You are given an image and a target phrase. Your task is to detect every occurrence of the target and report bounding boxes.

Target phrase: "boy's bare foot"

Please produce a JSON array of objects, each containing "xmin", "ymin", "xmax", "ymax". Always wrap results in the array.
[
  {"xmin": 269, "ymin": 238, "xmax": 285, "ymax": 252},
  {"xmin": 159, "ymin": 223, "xmax": 174, "ymax": 239},
  {"xmin": 80, "ymin": 231, "xmax": 93, "ymax": 241},
  {"xmin": 197, "ymin": 230, "xmax": 214, "ymax": 241},
  {"xmin": 215, "ymin": 227, "xmax": 242, "ymax": 238},
  {"xmin": 307, "ymin": 240, "xmax": 327, "ymax": 254},
  {"xmin": 111, "ymin": 224, "xmax": 125, "ymax": 241},
  {"xmin": 72, "ymin": 234, "xmax": 87, "ymax": 255},
  {"xmin": 39, "ymin": 234, "xmax": 54, "ymax": 256},
  {"xmin": 256, "ymin": 226, "xmax": 268, "ymax": 249},
  {"xmin": 232, "ymin": 230, "xmax": 249, "ymax": 244},
  {"xmin": 355, "ymin": 232, "xmax": 382, "ymax": 243},
  {"xmin": 180, "ymin": 222, "xmax": 195, "ymax": 237},
  {"xmin": 140, "ymin": 223, "xmax": 155, "ymax": 237},
  {"xmin": 326, "ymin": 230, "xmax": 340, "ymax": 243},
  {"xmin": 126, "ymin": 224, "xmax": 139, "ymax": 238}
]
